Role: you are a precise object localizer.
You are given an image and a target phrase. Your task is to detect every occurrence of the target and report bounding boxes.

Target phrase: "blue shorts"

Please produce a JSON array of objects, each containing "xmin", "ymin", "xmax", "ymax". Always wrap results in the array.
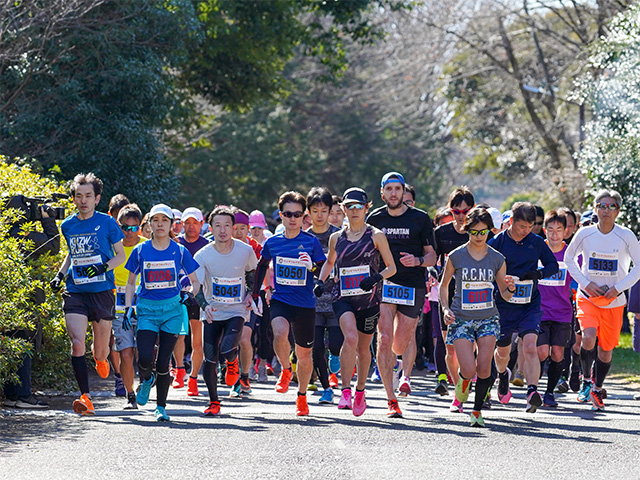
[
  {"xmin": 446, "ymin": 314, "xmax": 500, "ymax": 345},
  {"xmin": 496, "ymin": 306, "xmax": 542, "ymax": 347},
  {"xmin": 136, "ymin": 295, "xmax": 188, "ymax": 336}
]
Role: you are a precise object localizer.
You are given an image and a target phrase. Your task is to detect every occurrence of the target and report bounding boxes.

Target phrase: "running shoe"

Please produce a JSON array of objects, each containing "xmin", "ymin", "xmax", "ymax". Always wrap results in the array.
[
  {"xmin": 577, "ymin": 380, "xmax": 592, "ymax": 403},
  {"xmin": 470, "ymin": 411, "xmax": 485, "ymax": 428},
  {"xmin": 265, "ymin": 363, "xmax": 275, "ymax": 376},
  {"xmin": 329, "ymin": 354, "xmax": 341, "ymax": 374},
  {"xmin": 497, "ymin": 369, "xmax": 512, "ymax": 404},
  {"xmin": 123, "ymin": 393, "xmax": 138, "ymax": 410},
  {"xmin": 239, "ymin": 377, "xmax": 252, "ymax": 394},
  {"xmin": 172, "ymin": 367, "xmax": 186, "ymax": 388},
  {"xmin": 307, "ymin": 383, "xmax": 318, "ymax": 392},
  {"xmin": 455, "ymin": 376, "xmax": 472, "ymax": 404},
  {"xmin": 569, "ymin": 370, "xmax": 581, "ymax": 392},
  {"xmin": 187, "ymin": 376, "xmax": 199, "ymax": 396},
  {"xmin": 154, "ymin": 406, "xmax": 170, "ymax": 422},
  {"xmin": 483, "ymin": 393, "xmax": 492, "ymax": 410},
  {"xmin": 590, "ymin": 388, "xmax": 605, "ymax": 411},
  {"xmin": 137, "ymin": 372, "xmax": 155, "ymax": 406},
  {"xmin": 295, "ymin": 395, "xmax": 309, "ymax": 416},
  {"xmin": 543, "ymin": 392, "xmax": 558, "ymax": 408},
  {"xmin": 248, "ymin": 364, "xmax": 258, "ymax": 381},
  {"xmin": 435, "ymin": 374, "xmax": 449, "ymax": 396},
  {"xmin": 398, "ymin": 376, "xmax": 412, "ymax": 397},
  {"xmin": 555, "ymin": 377, "xmax": 569, "ymax": 394},
  {"xmin": 526, "ymin": 389, "xmax": 543, "ymax": 413},
  {"xmin": 72, "ymin": 393, "xmax": 95, "ymax": 416},
  {"xmin": 13, "ymin": 395, "xmax": 48, "ymax": 409},
  {"xmin": 225, "ymin": 357, "xmax": 240, "ymax": 386},
  {"xmin": 338, "ymin": 388, "xmax": 353, "ymax": 409},
  {"xmin": 204, "ymin": 400, "xmax": 221, "ymax": 416},
  {"xmin": 511, "ymin": 370, "xmax": 525, "ymax": 387},
  {"xmin": 353, "ymin": 390, "xmax": 367, "ymax": 417},
  {"xmin": 257, "ymin": 364, "xmax": 268, "ymax": 382},
  {"xmin": 229, "ymin": 382, "xmax": 242, "ymax": 398},
  {"xmin": 387, "ymin": 399, "xmax": 403, "ymax": 418},
  {"xmin": 319, "ymin": 388, "xmax": 334, "ymax": 404},
  {"xmin": 449, "ymin": 397, "xmax": 464, "ymax": 413},
  {"xmin": 275, "ymin": 368, "xmax": 292, "ymax": 393},
  {"xmin": 328, "ymin": 373, "xmax": 339, "ymax": 389},
  {"xmin": 392, "ymin": 360, "xmax": 403, "ymax": 391},
  {"xmin": 114, "ymin": 373, "xmax": 126, "ymax": 397},
  {"xmin": 94, "ymin": 358, "xmax": 110, "ymax": 379},
  {"xmin": 370, "ymin": 365, "xmax": 382, "ymax": 383}
]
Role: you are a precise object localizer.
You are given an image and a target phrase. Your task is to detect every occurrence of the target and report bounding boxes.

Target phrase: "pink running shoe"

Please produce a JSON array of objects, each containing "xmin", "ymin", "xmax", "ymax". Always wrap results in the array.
[
  {"xmin": 353, "ymin": 390, "xmax": 367, "ymax": 416},
  {"xmin": 338, "ymin": 388, "xmax": 352, "ymax": 410},
  {"xmin": 449, "ymin": 397, "xmax": 464, "ymax": 413}
]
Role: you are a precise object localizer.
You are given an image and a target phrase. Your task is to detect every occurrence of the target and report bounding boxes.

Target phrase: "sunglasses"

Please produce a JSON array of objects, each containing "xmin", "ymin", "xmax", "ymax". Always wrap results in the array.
[
  {"xmin": 596, "ymin": 202, "xmax": 619, "ymax": 211},
  {"xmin": 451, "ymin": 208, "xmax": 471, "ymax": 216},
  {"xmin": 281, "ymin": 211, "xmax": 304, "ymax": 218},
  {"xmin": 346, "ymin": 203, "xmax": 366, "ymax": 210},
  {"xmin": 121, "ymin": 225, "xmax": 141, "ymax": 233},
  {"xmin": 534, "ymin": 221, "xmax": 543, "ymax": 226},
  {"xmin": 468, "ymin": 228, "xmax": 489, "ymax": 236}
]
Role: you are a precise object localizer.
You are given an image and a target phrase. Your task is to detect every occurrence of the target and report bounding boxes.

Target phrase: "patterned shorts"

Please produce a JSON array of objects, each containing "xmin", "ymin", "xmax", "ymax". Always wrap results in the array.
[{"xmin": 446, "ymin": 314, "xmax": 501, "ymax": 345}]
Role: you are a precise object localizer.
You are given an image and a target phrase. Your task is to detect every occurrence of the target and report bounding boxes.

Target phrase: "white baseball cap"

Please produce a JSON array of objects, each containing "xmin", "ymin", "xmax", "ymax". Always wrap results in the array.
[
  {"xmin": 149, "ymin": 204, "xmax": 174, "ymax": 220},
  {"xmin": 486, "ymin": 207, "xmax": 502, "ymax": 230},
  {"xmin": 182, "ymin": 207, "xmax": 204, "ymax": 223},
  {"xmin": 171, "ymin": 208, "xmax": 182, "ymax": 221}
]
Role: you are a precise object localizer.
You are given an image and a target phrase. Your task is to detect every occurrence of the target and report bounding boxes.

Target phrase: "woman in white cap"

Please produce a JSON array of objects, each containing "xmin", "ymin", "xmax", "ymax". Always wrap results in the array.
[{"xmin": 123, "ymin": 204, "xmax": 201, "ymax": 422}]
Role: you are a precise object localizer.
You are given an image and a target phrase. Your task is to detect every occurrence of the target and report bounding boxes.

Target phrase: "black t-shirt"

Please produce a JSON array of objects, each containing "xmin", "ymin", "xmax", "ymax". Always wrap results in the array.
[
  {"xmin": 367, "ymin": 205, "xmax": 435, "ymax": 288},
  {"xmin": 434, "ymin": 221, "xmax": 468, "ymax": 268}
]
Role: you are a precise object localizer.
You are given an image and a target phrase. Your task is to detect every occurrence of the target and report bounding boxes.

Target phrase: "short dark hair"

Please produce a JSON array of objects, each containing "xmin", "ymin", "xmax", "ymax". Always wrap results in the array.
[
  {"xmin": 434, "ymin": 207, "xmax": 451, "ymax": 226},
  {"xmin": 534, "ymin": 205, "xmax": 544, "ymax": 218},
  {"xmin": 306, "ymin": 187, "xmax": 333, "ymax": 209},
  {"xmin": 448, "ymin": 186, "xmax": 475, "ymax": 208},
  {"xmin": 70, "ymin": 172, "xmax": 103, "ymax": 197},
  {"xmin": 117, "ymin": 203, "xmax": 142, "ymax": 224},
  {"xmin": 543, "ymin": 209, "xmax": 567, "ymax": 229},
  {"xmin": 405, "ymin": 184, "xmax": 416, "ymax": 201},
  {"xmin": 511, "ymin": 202, "xmax": 537, "ymax": 223},
  {"xmin": 331, "ymin": 195, "xmax": 342, "ymax": 206},
  {"xmin": 209, "ymin": 205, "xmax": 235, "ymax": 225},
  {"xmin": 464, "ymin": 207, "xmax": 494, "ymax": 231},
  {"xmin": 109, "ymin": 194, "xmax": 130, "ymax": 216},
  {"xmin": 278, "ymin": 191, "xmax": 306, "ymax": 212},
  {"xmin": 557, "ymin": 207, "xmax": 577, "ymax": 225}
]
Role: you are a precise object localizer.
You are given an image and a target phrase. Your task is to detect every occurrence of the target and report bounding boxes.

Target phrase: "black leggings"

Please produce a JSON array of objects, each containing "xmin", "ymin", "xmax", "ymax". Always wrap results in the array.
[
  {"xmin": 313, "ymin": 325, "xmax": 344, "ymax": 390},
  {"xmin": 257, "ymin": 292, "xmax": 274, "ymax": 361},
  {"xmin": 203, "ymin": 317, "xmax": 244, "ymax": 401},
  {"xmin": 137, "ymin": 330, "xmax": 179, "ymax": 408}
]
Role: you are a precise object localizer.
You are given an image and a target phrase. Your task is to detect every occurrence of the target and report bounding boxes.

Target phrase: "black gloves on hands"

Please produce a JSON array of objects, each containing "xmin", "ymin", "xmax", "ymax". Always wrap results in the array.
[{"xmin": 359, "ymin": 273, "xmax": 383, "ymax": 292}]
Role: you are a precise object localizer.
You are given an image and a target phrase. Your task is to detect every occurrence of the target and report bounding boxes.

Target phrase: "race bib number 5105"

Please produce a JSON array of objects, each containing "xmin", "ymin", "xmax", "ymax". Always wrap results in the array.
[{"xmin": 382, "ymin": 280, "xmax": 415, "ymax": 306}]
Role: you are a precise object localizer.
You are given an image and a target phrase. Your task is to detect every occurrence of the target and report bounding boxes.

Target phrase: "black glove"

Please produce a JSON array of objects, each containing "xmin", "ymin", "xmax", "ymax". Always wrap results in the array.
[
  {"xmin": 179, "ymin": 290, "xmax": 195, "ymax": 306},
  {"xmin": 86, "ymin": 263, "xmax": 109, "ymax": 278},
  {"xmin": 314, "ymin": 280, "xmax": 325, "ymax": 298},
  {"xmin": 520, "ymin": 270, "xmax": 543, "ymax": 281},
  {"xmin": 359, "ymin": 273, "xmax": 383, "ymax": 292},
  {"xmin": 50, "ymin": 272, "xmax": 65, "ymax": 292},
  {"xmin": 122, "ymin": 307, "xmax": 137, "ymax": 331}
]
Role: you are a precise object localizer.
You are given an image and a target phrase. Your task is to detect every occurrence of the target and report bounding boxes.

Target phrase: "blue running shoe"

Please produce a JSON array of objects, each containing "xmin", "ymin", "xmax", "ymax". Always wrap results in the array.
[
  {"xmin": 115, "ymin": 373, "xmax": 126, "ymax": 397},
  {"xmin": 137, "ymin": 372, "xmax": 155, "ymax": 406},
  {"xmin": 329, "ymin": 354, "xmax": 341, "ymax": 374},
  {"xmin": 577, "ymin": 381, "xmax": 592, "ymax": 403},
  {"xmin": 319, "ymin": 388, "xmax": 334, "ymax": 404},
  {"xmin": 371, "ymin": 365, "xmax": 381, "ymax": 383},
  {"xmin": 154, "ymin": 406, "xmax": 170, "ymax": 422}
]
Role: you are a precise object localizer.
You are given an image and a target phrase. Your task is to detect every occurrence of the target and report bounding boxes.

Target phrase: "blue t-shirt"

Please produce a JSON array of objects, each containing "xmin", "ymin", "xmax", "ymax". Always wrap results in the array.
[
  {"xmin": 61, "ymin": 212, "xmax": 124, "ymax": 293},
  {"xmin": 260, "ymin": 231, "xmax": 326, "ymax": 308},
  {"xmin": 125, "ymin": 240, "xmax": 199, "ymax": 301}
]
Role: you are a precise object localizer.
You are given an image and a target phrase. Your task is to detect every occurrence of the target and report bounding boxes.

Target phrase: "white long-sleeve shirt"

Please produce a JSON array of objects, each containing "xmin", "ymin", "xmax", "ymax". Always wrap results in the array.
[{"xmin": 564, "ymin": 224, "xmax": 640, "ymax": 308}]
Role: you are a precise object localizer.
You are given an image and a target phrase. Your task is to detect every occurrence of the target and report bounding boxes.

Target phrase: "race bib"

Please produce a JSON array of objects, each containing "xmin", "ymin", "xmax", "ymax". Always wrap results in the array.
[
  {"xmin": 143, "ymin": 260, "xmax": 177, "ymax": 290},
  {"xmin": 382, "ymin": 280, "xmax": 415, "ymax": 306},
  {"xmin": 538, "ymin": 261, "xmax": 568, "ymax": 287},
  {"xmin": 275, "ymin": 256, "xmax": 307, "ymax": 286},
  {"xmin": 587, "ymin": 252, "xmax": 618, "ymax": 278},
  {"xmin": 71, "ymin": 254, "xmax": 105, "ymax": 285},
  {"xmin": 212, "ymin": 276, "xmax": 244, "ymax": 304},
  {"xmin": 115, "ymin": 286, "xmax": 137, "ymax": 314},
  {"xmin": 339, "ymin": 265, "xmax": 370, "ymax": 297},
  {"xmin": 461, "ymin": 282, "xmax": 494, "ymax": 310},
  {"xmin": 507, "ymin": 279, "xmax": 533, "ymax": 304}
]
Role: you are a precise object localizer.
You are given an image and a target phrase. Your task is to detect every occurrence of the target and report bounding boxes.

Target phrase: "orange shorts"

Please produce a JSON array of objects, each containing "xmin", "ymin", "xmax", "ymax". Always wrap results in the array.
[{"xmin": 576, "ymin": 297, "xmax": 624, "ymax": 351}]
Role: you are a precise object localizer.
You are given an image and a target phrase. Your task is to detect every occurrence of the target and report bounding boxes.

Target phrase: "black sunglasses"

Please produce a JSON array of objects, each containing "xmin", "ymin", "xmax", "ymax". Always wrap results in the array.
[{"xmin": 281, "ymin": 211, "xmax": 304, "ymax": 218}]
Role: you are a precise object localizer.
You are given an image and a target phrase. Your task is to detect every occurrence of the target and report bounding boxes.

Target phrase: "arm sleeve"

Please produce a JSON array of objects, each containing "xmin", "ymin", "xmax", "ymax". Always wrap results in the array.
[
  {"xmin": 564, "ymin": 231, "xmax": 590, "ymax": 290},
  {"xmin": 253, "ymin": 256, "xmax": 270, "ymax": 298},
  {"xmin": 614, "ymin": 232, "xmax": 640, "ymax": 293}
]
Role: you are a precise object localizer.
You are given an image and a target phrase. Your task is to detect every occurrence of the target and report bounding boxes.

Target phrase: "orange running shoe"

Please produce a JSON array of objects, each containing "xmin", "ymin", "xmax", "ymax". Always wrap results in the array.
[
  {"xmin": 295, "ymin": 395, "xmax": 309, "ymax": 416},
  {"xmin": 328, "ymin": 373, "xmax": 339, "ymax": 389},
  {"xmin": 94, "ymin": 358, "xmax": 110, "ymax": 379},
  {"xmin": 387, "ymin": 399, "xmax": 403, "ymax": 418},
  {"xmin": 204, "ymin": 400, "xmax": 221, "ymax": 416},
  {"xmin": 73, "ymin": 393, "xmax": 95, "ymax": 416},
  {"xmin": 187, "ymin": 376, "xmax": 199, "ymax": 396},
  {"xmin": 239, "ymin": 376, "xmax": 252, "ymax": 394},
  {"xmin": 225, "ymin": 357, "xmax": 240, "ymax": 386},
  {"xmin": 276, "ymin": 368, "xmax": 292, "ymax": 393},
  {"xmin": 172, "ymin": 366, "xmax": 186, "ymax": 388}
]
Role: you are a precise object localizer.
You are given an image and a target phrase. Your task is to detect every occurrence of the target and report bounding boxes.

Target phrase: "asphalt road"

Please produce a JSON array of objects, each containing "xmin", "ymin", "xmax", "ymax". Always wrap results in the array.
[{"xmin": 1, "ymin": 370, "xmax": 639, "ymax": 480}]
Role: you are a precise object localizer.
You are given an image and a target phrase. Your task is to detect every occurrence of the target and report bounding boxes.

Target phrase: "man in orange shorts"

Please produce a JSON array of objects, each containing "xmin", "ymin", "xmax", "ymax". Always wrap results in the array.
[{"xmin": 564, "ymin": 189, "xmax": 640, "ymax": 410}]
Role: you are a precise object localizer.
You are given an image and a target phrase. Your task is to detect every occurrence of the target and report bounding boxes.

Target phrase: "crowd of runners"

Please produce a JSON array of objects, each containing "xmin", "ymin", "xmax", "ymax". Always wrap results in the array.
[{"xmin": 10, "ymin": 170, "xmax": 640, "ymax": 427}]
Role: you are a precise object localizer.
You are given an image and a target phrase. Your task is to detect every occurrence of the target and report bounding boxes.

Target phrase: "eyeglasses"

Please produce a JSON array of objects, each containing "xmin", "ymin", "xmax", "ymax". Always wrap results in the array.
[
  {"xmin": 346, "ymin": 204, "xmax": 366, "ymax": 210},
  {"xmin": 281, "ymin": 211, "xmax": 304, "ymax": 218},
  {"xmin": 468, "ymin": 228, "xmax": 489, "ymax": 236},
  {"xmin": 596, "ymin": 202, "xmax": 619, "ymax": 211},
  {"xmin": 534, "ymin": 221, "xmax": 543, "ymax": 226},
  {"xmin": 451, "ymin": 208, "xmax": 471, "ymax": 216},
  {"xmin": 121, "ymin": 225, "xmax": 141, "ymax": 233}
]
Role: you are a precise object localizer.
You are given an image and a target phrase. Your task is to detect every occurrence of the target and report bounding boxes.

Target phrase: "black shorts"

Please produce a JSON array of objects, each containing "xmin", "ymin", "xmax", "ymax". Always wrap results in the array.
[
  {"xmin": 382, "ymin": 287, "xmax": 427, "ymax": 319},
  {"xmin": 333, "ymin": 299, "xmax": 380, "ymax": 335},
  {"xmin": 270, "ymin": 299, "xmax": 315, "ymax": 348},
  {"xmin": 315, "ymin": 311, "xmax": 339, "ymax": 328},
  {"xmin": 62, "ymin": 290, "xmax": 116, "ymax": 322},
  {"xmin": 244, "ymin": 311, "xmax": 258, "ymax": 330},
  {"xmin": 186, "ymin": 302, "xmax": 200, "ymax": 321},
  {"xmin": 537, "ymin": 321, "xmax": 572, "ymax": 348}
]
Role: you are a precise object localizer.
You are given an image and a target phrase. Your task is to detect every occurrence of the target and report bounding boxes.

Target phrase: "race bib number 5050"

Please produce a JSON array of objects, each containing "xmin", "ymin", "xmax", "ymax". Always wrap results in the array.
[{"xmin": 275, "ymin": 257, "xmax": 307, "ymax": 286}]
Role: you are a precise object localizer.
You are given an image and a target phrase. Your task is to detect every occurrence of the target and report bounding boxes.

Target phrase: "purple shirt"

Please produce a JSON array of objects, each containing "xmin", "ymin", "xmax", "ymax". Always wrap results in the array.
[{"xmin": 539, "ymin": 243, "xmax": 573, "ymax": 323}]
